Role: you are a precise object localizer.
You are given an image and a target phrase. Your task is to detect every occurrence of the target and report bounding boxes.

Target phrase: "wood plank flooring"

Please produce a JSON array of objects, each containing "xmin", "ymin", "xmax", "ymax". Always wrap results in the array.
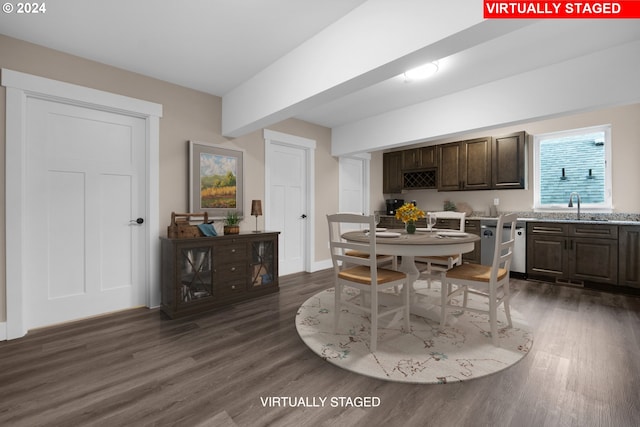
[{"xmin": 1, "ymin": 270, "xmax": 640, "ymax": 427}]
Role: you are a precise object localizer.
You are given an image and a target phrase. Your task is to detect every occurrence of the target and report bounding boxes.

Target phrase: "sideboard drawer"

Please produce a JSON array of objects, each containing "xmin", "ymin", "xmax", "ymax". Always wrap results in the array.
[
  {"xmin": 218, "ymin": 280, "xmax": 246, "ymax": 296},
  {"xmin": 215, "ymin": 262, "xmax": 247, "ymax": 282}
]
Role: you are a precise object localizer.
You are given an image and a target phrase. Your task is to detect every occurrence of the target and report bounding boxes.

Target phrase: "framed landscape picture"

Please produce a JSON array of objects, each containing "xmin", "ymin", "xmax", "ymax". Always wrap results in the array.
[{"xmin": 189, "ymin": 141, "xmax": 244, "ymax": 219}]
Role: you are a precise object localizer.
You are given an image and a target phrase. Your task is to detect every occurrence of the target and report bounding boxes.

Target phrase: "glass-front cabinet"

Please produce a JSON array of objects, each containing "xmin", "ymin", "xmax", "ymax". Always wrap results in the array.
[
  {"xmin": 250, "ymin": 239, "xmax": 276, "ymax": 289},
  {"xmin": 180, "ymin": 246, "xmax": 213, "ymax": 302},
  {"xmin": 161, "ymin": 232, "xmax": 279, "ymax": 318}
]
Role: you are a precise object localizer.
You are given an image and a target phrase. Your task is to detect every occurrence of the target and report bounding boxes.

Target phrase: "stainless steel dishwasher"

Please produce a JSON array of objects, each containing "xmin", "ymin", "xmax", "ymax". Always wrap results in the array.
[{"xmin": 480, "ymin": 219, "xmax": 526, "ymax": 274}]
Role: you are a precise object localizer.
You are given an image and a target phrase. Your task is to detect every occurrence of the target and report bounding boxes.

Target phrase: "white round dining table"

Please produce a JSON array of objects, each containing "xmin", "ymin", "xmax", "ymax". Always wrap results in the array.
[
  {"xmin": 342, "ymin": 229, "xmax": 480, "ymax": 317},
  {"xmin": 342, "ymin": 228, "xmax": 479, "ymax": 278}
]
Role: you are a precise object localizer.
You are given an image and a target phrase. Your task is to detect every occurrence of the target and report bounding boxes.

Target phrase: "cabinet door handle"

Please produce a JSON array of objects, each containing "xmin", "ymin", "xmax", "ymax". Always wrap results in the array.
[{"xmin": 230, "ymin": 267, "xmax": 236, "ymax": 272}]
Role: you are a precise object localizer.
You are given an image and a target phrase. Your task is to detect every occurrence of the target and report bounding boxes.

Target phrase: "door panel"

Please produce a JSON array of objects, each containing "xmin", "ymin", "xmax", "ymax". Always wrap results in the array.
[
  {"xmin": 267, "ymin": 143, "xmax": 307, "ymax": 275},
  {"xmin": 339, "ymin": 157, "xmax": 364, "ymax": 215},
  {"xmin": 25, "ymin": 98, "xmax": 146, "ymax": 329}
]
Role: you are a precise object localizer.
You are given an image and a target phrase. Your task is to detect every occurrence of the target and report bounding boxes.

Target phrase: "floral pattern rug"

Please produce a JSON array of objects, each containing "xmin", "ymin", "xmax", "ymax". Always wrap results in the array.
[{"xmin": 295, "ymin": 280, "xmax": 533, "ymax": 384}]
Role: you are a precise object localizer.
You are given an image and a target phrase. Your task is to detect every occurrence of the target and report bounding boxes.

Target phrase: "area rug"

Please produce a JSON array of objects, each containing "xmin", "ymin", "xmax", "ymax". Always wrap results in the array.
[{"xmin": 295, "ymin": 280, "xmax": 533, "ymax": 384}]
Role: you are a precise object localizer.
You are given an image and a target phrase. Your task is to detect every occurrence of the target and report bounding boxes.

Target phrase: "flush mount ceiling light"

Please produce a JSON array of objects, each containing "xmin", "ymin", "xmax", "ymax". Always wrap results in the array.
[{"xmin": 403, "ymin": 61, "xmax": 439, "ymax": 82}]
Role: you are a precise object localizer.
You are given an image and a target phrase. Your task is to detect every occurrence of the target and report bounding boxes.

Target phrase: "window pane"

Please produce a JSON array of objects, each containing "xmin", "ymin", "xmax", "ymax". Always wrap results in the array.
[{"xmin": 539, "ymin": 131, "xmax": 605, "ymax": 205}]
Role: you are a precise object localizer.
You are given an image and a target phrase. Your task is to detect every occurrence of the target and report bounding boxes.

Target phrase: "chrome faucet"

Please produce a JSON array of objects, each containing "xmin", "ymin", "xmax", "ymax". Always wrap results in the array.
[{"xmin": 568, "ymin": 192, "xmax": 581, "ymax": 220}]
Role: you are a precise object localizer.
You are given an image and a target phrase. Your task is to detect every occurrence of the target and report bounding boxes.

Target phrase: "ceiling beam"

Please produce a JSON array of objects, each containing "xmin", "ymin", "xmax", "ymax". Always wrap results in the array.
[
  {"xmin": 221, "ymin": 0, "xmax": 530, "ymax": 137},
  {"xmin": 330, "ymin": 39, "xmax": 640, "ymax": 156}
]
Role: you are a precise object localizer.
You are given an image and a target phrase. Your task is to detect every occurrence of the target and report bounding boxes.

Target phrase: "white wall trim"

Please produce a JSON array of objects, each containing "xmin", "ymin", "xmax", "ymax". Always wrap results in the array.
[
  {"xmin": 2, "ymin": 69, "xmax": 162, "ymax": 339},
  {"xmin": 263, "ymin": 129, "xmax": 316, "ymax": 273},
  {"xmin": 264, "ymin": 129, "xmax": 316, "ymax": 150}
]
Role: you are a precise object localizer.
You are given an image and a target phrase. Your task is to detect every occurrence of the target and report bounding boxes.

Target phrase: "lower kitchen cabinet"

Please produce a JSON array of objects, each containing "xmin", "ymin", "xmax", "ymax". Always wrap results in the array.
[
  {"xmin": 619, "ymin": 226, "xmax": 640, "ymax": 288},
  {"xmin": 571, "ymin": 237, "xmax": 618, "ymax": 285},
  {"xmin": 462, "ymin": 219, "xmax": 481, "ymax": 264},
  {"xmin": 160, "ymin": 232, "xmax": 279, "ymax": 318},
  {"xmin": 527, "ymin": 222, "xmax": 618, "ymax": 286}
]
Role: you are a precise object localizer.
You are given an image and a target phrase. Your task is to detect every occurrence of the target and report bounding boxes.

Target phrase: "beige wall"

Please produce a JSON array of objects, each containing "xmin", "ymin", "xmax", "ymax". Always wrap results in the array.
[
  {"xmin": 0, "ymin": 35, "xmax": 339, "ymax": 324},
  {"xmin": 374, "ymin": 103, "xmax": 640, "ymax": 216}
]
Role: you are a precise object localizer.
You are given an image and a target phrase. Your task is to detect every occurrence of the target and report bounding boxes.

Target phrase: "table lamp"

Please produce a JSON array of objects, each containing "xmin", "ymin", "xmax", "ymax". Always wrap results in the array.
[{"xmin": 251, "ymin": 200, "xmax": 263, "ymax": 233}]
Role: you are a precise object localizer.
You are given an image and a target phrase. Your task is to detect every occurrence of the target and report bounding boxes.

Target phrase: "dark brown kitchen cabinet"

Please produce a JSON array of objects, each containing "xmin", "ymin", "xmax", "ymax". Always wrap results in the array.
[
  {"xmin": 402, "ymin": 146, "xmax": 437, "ymax": 169},
  {"xmin": 619, "ymin": 226, "xmax": 640, "ymax": 288},
  {"xmin": 492, "ymin": 131, "xmax": 526, "ymax": 189},
  {"xmin": 383, "ymin": 151, "xmax": 403, "ymax": 193},
  {"xmin": 438, "ymin": 142, "xmax": 462, "ymax": 191},
  {"xmin": 160, "ymin": 232, "xmax": 279, "ymax": 319},
  {"xmin": 432, "ymin": 217, "xmax": 480, "ymax": 263},
  {"xmin": 527, "ymin": 222, "xmax": 618, "ymax": 286},
  {"xmin": 527, "ymin": 223, "xmax": 568, "ymax": 279},
  {"xmin": 438, "ymin": 137, "xmax": 492, "ymax": 191},
  {"xmin": 462, "ymin": 219, "xmax": 481, "ymax": 264}
]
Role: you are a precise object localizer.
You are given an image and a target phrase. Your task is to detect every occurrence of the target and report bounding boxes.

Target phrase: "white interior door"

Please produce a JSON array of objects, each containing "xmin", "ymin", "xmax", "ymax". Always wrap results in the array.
[
  {"xmin": 264, "ymin": 130, "xmax": 315, "ymax": 276},
  {"xmin": 339, "ymin": 156, "xmax": 371, "ymax": 213},
  {"xmin": 339, "ymin": 156, "xmax": 370, "ymax": 231},
  {"xmin": 24, "ymin": 97, "xmax": 147, "ymax": 329}
]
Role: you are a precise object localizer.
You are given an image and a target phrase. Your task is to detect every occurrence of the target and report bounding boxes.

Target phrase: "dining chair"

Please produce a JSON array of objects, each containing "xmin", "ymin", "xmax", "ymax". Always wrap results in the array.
[
  {"xmin": 416, "ymin": 211, "xmax": 466, "ymax": 287},
  {"xmin": 336, "ymin": 212, "xmax": 397, "ymax": 271},
  {"xmin": 327, "ymin": 213, "xmax": 411, "ymax": 352},
  {"xmin": 439, "ymin": 212, "xmax": 518, "ymax": 346}
]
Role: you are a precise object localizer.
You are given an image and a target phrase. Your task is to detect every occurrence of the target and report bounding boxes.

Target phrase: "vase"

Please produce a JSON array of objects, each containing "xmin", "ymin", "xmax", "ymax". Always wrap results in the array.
[
  {"xmin": 224, "ymin": 225, "xmax": 240, "ymax": 235},
  {"xmin": 405, "ymin": 221, "xmax": 416, "ymax": 234}
]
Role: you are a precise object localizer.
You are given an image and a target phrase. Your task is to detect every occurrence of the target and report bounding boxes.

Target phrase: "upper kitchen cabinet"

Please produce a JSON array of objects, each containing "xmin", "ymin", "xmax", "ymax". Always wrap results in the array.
[
  {"xmin": 438, "ymin": 137, "xmax": 492, "ymax": 191},
  {"xmin": 492, "ymin": 131, "xmax": 526, "ymax": 189},
  {"xmin": 384, "ymin": 131, "xmax": 527, "ymax": 193},
  {"xmin": 402, "ymin": 146, "xmax": 437, "ymax": 170},
  {"xmin": 383, "ymin": 151, "xmax": 403, "ymax": 194}
]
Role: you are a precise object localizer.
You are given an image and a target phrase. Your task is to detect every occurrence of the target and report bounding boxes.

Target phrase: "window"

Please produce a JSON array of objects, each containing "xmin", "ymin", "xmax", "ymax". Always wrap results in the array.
[{"xmin": 534, "ymin": 125, "xmax": 612, "ymax": 212}]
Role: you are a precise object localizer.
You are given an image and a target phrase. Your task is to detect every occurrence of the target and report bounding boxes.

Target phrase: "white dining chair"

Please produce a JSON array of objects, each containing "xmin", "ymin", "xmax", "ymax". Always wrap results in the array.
[
  {"xmin": 439, "ymin": 212, "xmax": 518, "ymax": 346},
  {"xmin": 334, "ymin": 212, "xmax": 397, "ymax": 271},
  {"xmin": 327, "ymin": 213, "xmax": 411, "ymax": 352},
  {"xmin": 416, "ymin": 211, "xmax": 466, "ymax": 287}
]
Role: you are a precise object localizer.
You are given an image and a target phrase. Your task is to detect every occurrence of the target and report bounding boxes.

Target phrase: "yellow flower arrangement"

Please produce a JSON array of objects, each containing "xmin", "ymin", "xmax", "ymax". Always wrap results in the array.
[{"xmin": 395, "ymin": 202, "xmax": 425, "ymax": 223}]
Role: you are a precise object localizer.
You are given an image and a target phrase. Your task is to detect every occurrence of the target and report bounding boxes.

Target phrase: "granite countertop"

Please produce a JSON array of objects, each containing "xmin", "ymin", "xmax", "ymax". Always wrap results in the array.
[
  {"xmin": 381, "ymin": 212, "xmax": 640, "ymax": 226},
  {"xmin": 468, "ymin": 214, "xmax": 640, "ymax": 226}
]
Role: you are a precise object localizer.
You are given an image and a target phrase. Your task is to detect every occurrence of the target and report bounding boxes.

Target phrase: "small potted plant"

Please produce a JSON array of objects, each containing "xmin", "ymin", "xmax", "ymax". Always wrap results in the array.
[{"xmin": 223, "ymin": 211, "xmax": 240, "ymax": 234}]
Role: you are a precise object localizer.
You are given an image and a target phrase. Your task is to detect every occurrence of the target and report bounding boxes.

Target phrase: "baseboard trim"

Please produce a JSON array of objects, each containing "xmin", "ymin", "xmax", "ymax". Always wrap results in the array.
[{"xmin": 311, "ymin": 259, "xmax": 333, "ymax": 272}]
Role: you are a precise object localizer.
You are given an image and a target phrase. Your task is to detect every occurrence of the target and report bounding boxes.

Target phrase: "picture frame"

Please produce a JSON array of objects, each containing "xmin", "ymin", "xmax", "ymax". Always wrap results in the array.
[{"xmin": 189, "ymin": 141, "xmax": 244, "ymax": 219}]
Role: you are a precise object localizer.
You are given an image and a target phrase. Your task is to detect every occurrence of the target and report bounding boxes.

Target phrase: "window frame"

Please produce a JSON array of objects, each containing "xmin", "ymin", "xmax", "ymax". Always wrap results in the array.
[{"xmin": 533, "ymin": 124, "xmax": 612, "ymax": 213}]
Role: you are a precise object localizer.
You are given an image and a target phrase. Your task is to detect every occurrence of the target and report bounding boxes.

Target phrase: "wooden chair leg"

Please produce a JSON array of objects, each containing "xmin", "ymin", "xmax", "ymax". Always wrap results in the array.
[
  {"xmin": 370, "ymin": 288, "xmax": 378, "ymax": 352},
  {"xmin": 334, "ymin": 283, "xmax": 341, "ymax": 334},
  {"xmin": 503, "ymin": 284, "xmax": 513, "ymax": 328},
  {"xmin": 489, "ymin": 293, "xmax": 498, "ymax": 346},
  {"xmin": 440, "ymin": 278, "xmax": 448, "ymax": 329}
]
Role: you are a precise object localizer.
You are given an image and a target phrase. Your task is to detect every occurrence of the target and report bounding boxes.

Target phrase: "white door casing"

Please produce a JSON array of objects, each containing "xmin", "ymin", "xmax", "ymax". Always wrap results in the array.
[
  {"xmin": 3, "ymin": 69, "xmax": 162, "ymax": 339},
  {"xmin": 264, "ymin": 129, "xmax": 315, "ymax": 276}
]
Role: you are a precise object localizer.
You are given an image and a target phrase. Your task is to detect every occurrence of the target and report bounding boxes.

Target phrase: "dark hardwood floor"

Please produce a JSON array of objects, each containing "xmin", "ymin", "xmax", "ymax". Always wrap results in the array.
[{"xmin": 1, "ymin": 269, "xmax": 640, "ymax": 427}]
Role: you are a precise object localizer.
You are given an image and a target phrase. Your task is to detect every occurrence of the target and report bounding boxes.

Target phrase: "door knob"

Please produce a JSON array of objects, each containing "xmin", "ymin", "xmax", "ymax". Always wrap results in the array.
[
  {"xmin": 300, "ymin": 214, "xmax": 307, "ymax": 219},
  {"xmin": 130, "ymin": 218, "xmax": 144, "ymax": 224}
]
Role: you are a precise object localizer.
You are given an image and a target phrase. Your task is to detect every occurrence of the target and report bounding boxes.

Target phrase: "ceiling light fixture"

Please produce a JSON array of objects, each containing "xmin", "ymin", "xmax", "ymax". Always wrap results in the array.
[{"xmin": 403, "ymin": 61, "xmax": 439, "ymax": 82}]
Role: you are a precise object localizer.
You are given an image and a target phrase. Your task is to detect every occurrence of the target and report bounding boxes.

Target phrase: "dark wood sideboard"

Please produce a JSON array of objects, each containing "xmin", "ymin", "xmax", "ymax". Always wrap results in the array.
[{"xmin": 160, "ymin": 231, "xmax": 279, "ymax": 318}]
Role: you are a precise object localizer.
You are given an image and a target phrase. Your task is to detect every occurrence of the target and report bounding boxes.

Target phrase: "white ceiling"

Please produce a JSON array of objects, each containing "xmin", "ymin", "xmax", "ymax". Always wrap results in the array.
[{"xmin": 2, "ymin": 1, "xmax": 640, "ymax": 144}]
